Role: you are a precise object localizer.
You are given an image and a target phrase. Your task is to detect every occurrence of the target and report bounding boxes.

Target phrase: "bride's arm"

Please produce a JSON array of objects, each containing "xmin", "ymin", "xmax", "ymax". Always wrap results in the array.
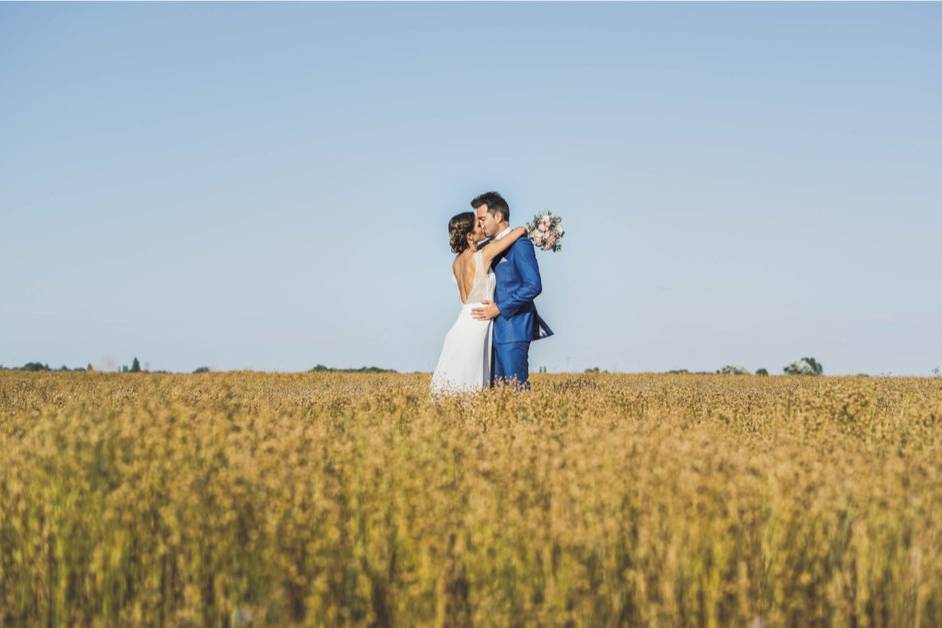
[{"xmin": 480, "ymin": 227, "xmax": 527, "ymax": 267}]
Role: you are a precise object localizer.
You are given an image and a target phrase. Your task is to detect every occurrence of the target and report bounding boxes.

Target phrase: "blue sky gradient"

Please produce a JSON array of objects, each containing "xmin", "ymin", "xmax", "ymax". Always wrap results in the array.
[{"xmin": 2, "ymin": 3, "xmax": 940, "ymax": 374}]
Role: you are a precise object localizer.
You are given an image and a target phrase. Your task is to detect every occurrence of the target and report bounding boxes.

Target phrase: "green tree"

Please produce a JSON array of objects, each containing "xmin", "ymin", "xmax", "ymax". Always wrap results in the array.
[
  {"xmin": 784, "ymin": 357, "xmax": 824, "ymax": 376},
  {"xmin": 756, "ymin": 368, "xmax": 769, "ymax": 376},
  {"xmin": 130, "ymin": 357, "xmax": 141, "ymax": 373},
  {"xmin": 716, "ymin": 365, "xmax": 750, "ymax": 375}
]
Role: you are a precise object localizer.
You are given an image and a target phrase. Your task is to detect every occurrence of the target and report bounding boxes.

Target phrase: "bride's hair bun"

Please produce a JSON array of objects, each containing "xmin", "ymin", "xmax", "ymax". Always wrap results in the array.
[{"xmin": 448, "ymin": 212, "xmax": 475, "ymax": 254}]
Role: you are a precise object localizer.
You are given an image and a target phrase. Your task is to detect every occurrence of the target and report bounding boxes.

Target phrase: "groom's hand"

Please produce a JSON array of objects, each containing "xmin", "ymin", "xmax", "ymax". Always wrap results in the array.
[{"xmin": 471, "ymin": 300, "xmax": 500, "ymax": 321}]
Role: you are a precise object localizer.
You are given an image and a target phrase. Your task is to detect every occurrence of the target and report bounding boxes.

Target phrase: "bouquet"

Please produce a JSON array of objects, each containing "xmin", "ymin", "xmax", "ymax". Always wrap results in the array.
[{"xmin": 526, "ymin": 210, "xmax": 565, "ymax": 252}]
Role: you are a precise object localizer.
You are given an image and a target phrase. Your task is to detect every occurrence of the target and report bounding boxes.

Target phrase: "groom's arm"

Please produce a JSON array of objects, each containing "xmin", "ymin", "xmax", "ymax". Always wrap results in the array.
[{"xmin": 498, "ymin": 239, "xmax": 542, "ymax": 319}]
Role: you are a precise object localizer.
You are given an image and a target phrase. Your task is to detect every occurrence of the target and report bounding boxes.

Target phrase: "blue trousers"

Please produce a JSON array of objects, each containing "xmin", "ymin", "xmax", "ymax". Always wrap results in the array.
[{"xmin": 492, "ymin": 341, "xmax": 531, "ymax": 389}]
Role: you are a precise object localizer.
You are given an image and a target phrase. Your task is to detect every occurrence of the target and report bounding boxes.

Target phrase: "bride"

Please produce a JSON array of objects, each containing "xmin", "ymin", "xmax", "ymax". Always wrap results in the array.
[{"xmin": 431, "ymin": 212, "xmax": 526, "ymax": 394}]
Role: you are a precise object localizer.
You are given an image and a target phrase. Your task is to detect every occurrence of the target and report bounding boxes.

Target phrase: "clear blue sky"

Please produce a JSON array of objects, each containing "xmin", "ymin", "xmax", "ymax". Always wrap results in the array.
[{"xmin": 2, "ymin": 3, "xmax": 940, "ymax": 375}]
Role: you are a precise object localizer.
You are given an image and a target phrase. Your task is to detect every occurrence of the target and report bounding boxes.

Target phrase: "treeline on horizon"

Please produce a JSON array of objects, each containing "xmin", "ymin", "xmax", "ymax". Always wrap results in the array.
[
  {"xmin": 0, "ymin": 360, "xmax": 397, "ymax": 375},
  {"xmin": 5, "ymin": 357, "xmax": 940, "ymax": 377},
  {"xmin": 582, "ymin": 356, "xmax": 827, "ymax": 376}
]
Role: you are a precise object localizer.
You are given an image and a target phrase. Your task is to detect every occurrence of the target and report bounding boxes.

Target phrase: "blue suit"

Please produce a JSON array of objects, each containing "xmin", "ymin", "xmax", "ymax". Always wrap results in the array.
[{"xmin": 491, "ymin": 236, "xmax": 553, "ymax": 388}]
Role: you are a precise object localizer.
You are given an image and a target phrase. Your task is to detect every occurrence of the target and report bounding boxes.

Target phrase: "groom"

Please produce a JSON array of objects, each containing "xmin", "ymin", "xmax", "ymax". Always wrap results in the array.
[{"xmin": 471, "ymin": 191, "xmax": 553, "ymax": 389}]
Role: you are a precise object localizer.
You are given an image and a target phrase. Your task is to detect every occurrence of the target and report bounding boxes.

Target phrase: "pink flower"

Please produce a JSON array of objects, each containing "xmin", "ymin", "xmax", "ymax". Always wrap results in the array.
[
  {"xmin": 538, "ymin": 223, "xmax": 548, "ymax": 233},
  {"xmin": 545, "ymin": 235, "xmax": 556, "ymax": 248}
]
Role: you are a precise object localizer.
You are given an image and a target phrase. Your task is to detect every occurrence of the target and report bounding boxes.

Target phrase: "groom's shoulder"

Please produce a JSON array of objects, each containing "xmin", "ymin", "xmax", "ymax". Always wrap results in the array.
[
  {"xmin": 512, "ymin": 236, "xmax": 534, "ymax": 252},
  {"xmin": 510, "ymin": 237, "xmax": 536, "ymax": 259}
]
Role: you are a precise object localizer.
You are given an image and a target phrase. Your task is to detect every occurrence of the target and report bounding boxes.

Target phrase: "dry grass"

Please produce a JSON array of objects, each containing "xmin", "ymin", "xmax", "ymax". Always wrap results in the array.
[{"xmin": 1, "ymin": 371, "xmax": 941, "ymax": 626}]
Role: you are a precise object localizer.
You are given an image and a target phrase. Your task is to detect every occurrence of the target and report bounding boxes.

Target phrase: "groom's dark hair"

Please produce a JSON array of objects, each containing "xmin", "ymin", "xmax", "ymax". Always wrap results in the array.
[{"xmin": 471, "ymin": 191, "xmax": 510, "ymax": 222}]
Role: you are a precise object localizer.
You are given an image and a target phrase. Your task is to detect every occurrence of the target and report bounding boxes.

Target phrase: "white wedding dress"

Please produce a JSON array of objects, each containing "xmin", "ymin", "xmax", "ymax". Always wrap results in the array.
[{"xmin": 430, "ymin": 250, "xmax": 495, "ymax": 394}]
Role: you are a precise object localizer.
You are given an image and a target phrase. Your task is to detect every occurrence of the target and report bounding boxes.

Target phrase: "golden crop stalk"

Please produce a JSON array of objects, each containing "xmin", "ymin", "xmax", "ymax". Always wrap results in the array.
[{"xmin": 0, "ymin": 371, "xmax": 940, "ymax": 626}]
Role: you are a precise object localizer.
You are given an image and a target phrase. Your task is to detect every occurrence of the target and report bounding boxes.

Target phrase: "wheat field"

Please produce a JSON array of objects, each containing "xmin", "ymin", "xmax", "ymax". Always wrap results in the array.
[{"xmin": 1, "ymin": 371, "xmax": 940, "ymax": 626}]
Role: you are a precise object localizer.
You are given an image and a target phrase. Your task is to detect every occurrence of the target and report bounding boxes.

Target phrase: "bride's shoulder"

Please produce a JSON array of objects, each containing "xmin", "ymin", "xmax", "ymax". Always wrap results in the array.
[{"xmin": 453, "ymin": 251, "xmax": 475, "ymax": 271}]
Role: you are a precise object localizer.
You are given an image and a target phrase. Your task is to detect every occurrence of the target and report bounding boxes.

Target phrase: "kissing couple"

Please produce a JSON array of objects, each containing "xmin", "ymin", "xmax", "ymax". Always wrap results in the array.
[{"xmin": 431, "ymin": 191, "xmax": 553, "ymax": 394}]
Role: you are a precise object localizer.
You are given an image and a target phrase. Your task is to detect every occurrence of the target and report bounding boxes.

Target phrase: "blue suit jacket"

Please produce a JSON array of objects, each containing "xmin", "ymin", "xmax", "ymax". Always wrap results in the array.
[{"xmin": 492, "ymin": 237, "xmax": 554, "ymax": 345}]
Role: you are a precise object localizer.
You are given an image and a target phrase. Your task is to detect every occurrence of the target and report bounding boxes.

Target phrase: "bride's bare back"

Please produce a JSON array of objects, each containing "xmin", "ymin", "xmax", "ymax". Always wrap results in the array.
[
  {"xmin": 452, "ymin": 227, "xmax": 527, "ymax": 304},
  {"xmin": 453, "ymin": 251, "xmax": 496, "ymax": 305},
  {"xmin": 452, "ymin": 252, "xmax": 479, "ymax": 305}
]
